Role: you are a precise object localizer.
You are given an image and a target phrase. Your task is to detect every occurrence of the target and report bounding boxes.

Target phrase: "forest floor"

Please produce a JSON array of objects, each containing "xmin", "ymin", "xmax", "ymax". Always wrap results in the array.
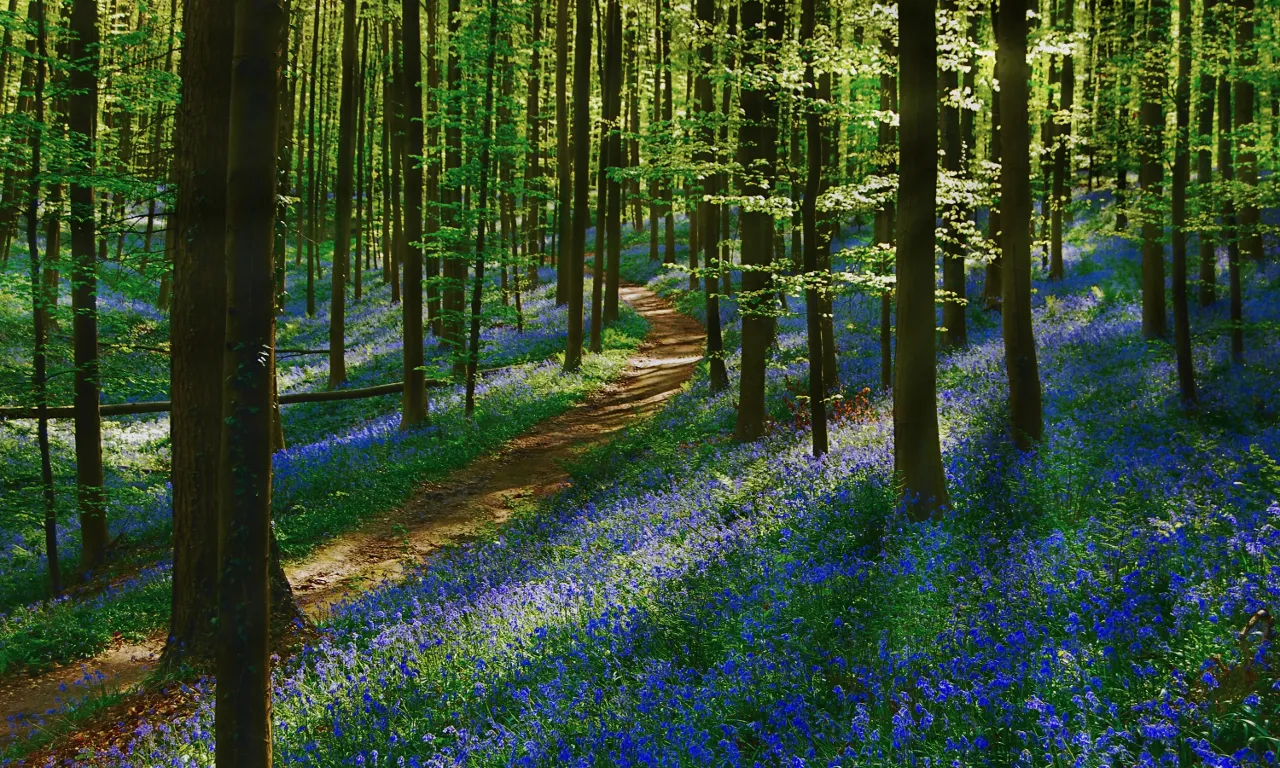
[{"xmin": 0, "ymin": 279, "xmax": 704, "ymax": 761}]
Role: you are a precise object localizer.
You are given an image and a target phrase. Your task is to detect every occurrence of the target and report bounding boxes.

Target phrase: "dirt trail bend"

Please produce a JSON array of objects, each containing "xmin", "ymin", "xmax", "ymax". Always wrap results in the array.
[
  {"xmin": 287, "ymin": 282, "xmax": 705, "ymax": 615},
  {"xmin": 0, "ymin": 280, "xmax": 704, "ymax": 750}
]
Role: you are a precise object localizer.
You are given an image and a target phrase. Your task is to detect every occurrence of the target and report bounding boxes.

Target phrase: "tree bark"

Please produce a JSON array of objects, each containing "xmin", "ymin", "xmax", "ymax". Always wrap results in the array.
[
  {"xmin": 402, "ymin": 0, "xmax": 428, "ymax": 427},
  {"xmin": 563, "ymin": 0, "xmax": 591, "ymax": 370},
  {"xmin": 1195, "ymin": 0, "xmax": 1217, "ymax": 306},
  {"xmin": 801, "ymin": 0, "xmax": 827, "ymax": 455},
  {"xmin": 217, "ymin": 2, "xmax": 285, "ymax": 765},
  {"xmin": 940, "ymin": 0, "xmax": 966, "ymax": 349},
  {"xmin": 1049, "ymin": 0, "xmax": 1074, "ymax": 280},
  {"xmin": 328, "ymin": 0, "xmax": 358, "ymax": 387},
  {"xmin": 466, "ymin": 0, "xmax": 501, "ymax": 417},
  {"xmin": 1138, "ymin": 0, "xmax": 1167, "ymax": 340},
  {"xmin": 555, "ymin": 0, "xmax": 572, "ymax": 304},
  {"xmin": 1170, "ymin": 0, "xmax": 1196, "ymax": 407},
  {"xmin": 1218, "ymin": 60, "xmax": 1243, "ymax": 364},
  {"xmin": 1233, "ymin": 0, "xmax": 1261, "ymax": 262},
  {"xmin": 69, "ymin": 0, "xmax": 107, "ymax": 575},
  {"xmin": 733, "ymin": 0, "xmax": 783, "ymax": 441},
  {"xmin": 996, "ymin": 0, "xmax": 1044, "ymax": 450}
]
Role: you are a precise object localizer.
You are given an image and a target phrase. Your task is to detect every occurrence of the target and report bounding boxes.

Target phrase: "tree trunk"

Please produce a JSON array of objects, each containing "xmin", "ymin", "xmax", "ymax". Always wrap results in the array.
[
  {"xmin": 996, "ymin": 0, "xmax": 1044, "ymax": 450},
  {"xmin": 1138, "ymin": 0, "xmax": 1167, "ymax": 340},
  {"xmin": 733, "ymin": 0, "xmax": 783, "ymax": 441},
  {"xmin": 940, "ymin": 0, "xmax": 966, "ymax": 349},
  {"xmin": 444, "ymin": 0, "xmax": 465, "ymax": 376},
  {"xmin": 217, "ymin": 4, "xmax": 285, "ymax": 765},
  {"xmin": 402, "ymin": 0, "xmax": 428, "ymax": 427},
  {"xmin": 353, "ymin": 17, "xmax": 368, "ymax": 302},
  {"xmin": 801, "ymin": 0, "xmax": 827, "ymax": 456},
  {"xmin": 555, "ymin": 0, "xmax": 571, "ymax": 304},
  {"xmin": 327, "ymin": 0, "xmax": 358, "ymax": 387},
  {"xmin": 1049, "ymin": 0, "xmax": 1074, "ymax": 279},
  {"xmin": 525, "ymin": 0, "xmax": 544, "ymax": 285},
  {"xmin": 1218, "ymin": 61, "xmax": 1243, "ymax": 364},
  {"xmin": 896, "ymin": 0, "xmax": 951, "ymax": 515},
  {"xmin": 466, "ymin": 0, "xmax": 500, "ymax": 417},
  {"xmin": 1195, "ymin": 0, "xmax": 1216, "ymax": 306},
  {"xmin": 1169, "ymin": 0, "xmax": 1196, "ymax": 407},
  {"xmin": 69, "ymin": 0, "xmax": 107, "ymax": 575},
  {"xmin": 563, "ymin": 0, "xmax": 591, "ymax": 370},
  {"xmin": 27, "ymin": 0, "xmax": 60, "ymax": 599},
  {"xmin": 698, "ymin": 0, "xmax": 729, "ymax": 392},
  {"xmin": 876, "ymin": 29, "xmax": 897, "ymax": 390},
  {"xmin": 604, "ymin": 2, "xmax": 624, "ymax": 325},
  {"xmin": 1233, "ymin": 0, "xmax": 1261, "ymax": 262}
]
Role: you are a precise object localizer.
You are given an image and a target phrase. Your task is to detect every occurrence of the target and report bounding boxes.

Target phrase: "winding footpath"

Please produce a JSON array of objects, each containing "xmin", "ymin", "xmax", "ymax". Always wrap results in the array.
[{"xmin": 0, "ymin": 280, "xmax": 704, "ymax": 760}]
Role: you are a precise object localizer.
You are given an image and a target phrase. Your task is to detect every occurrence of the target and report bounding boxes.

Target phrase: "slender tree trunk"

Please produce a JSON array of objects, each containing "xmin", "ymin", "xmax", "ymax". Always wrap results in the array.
[
  {"xmin": 589, "ymin": 24, "xmax": 612, "ymax": 356},
  {"xmin": 401, "ymin": 0, "xmax": 428, "ymax": 427},
  {"xmin": 1138, "ymin": 0, "xmax": 1167, "ymax": 340},
  {"xmin": 1049, "ymin": 0, "xmax": 1074, "ymax": 279},
  {"xmin": 801, "ymin": 0, "xmax": 827, "ymax": 455},
  {"xmin": 466, "ymin": 0, "xmax": 500, "ymax": 416},
  {"xmin": 940, "ymin": 0, "xmax": 966, "ymax": 349},
  {"xmin": 733, "ymin": 0, "xmax": 782, "ymax": 441},
  {"xmin": 1233, "ymin": 0, "xmax": 1260, "ymax": 262},
  {"xmin": 525, "ymin": 0, "xmax": 543, "ymax": 286},
  {"xmin": 28, "ymin": 0, "xmax": 60, "ymax": 598},
  {"xmin": 69, "ymin": 0, "xmax": 107, "ymax": 574},
  {"xmin": 444, "ymin": 0, "xmax": 465, "ymax": 376},
  {"xmin": 555, "ymin": 0, "xmax": 571, "ymax": 304},
  {"xmin": 425, "ymin": 0, "xmax": 442, "ymax": 333},
  {"xmin": 563, "ymin": 0, "xmax": 591, "ymax": 370},
  {"xmin": 604, "ymin": 1, "xmax": 623, "ymax": 325},
  {"xmin": 996, "ymin": 0, "xmax": 1044, "ymax": 450},
  {"xmin": 649, "ymin": 0, "xmax": 662, "ymax": 262},
  {"xmin": 983, "ymin": 1, "xmax": 1003, "ymax": 311},
  {"xmin": 1170, "ymin": 0, "xmax": 1196, "ymax": 407},
  {"xmin": 327, "ymin": 0, "xmax": 359, "ymax": 387},
  {"xmin": 353, "ymin": 17, "xmax": 368, "ymax": 302},
  {"xmin": 1219, "ymin": 61, "xmax": 1243, "ymax": 364},
  {"xmin": 661, "ymin": 0, "xmax": 675, "ymax": 265},
  {"xmin": 1196, "ymin": 0, "xmax": 1217, "ymax": 305},
  {"xmin": 305, "ymin": 0, "xmax": 323, "ymax": 316},
  {"xmin": 696, "ymin": 0, "xmax": 729, "ymax": 392},
  {"xmin": 876, "ymin": 30, "xmax": 897, "ymax": 390}
]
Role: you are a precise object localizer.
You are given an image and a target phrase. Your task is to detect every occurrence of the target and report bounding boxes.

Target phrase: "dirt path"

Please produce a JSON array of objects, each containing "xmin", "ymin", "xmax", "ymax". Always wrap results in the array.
[{"xmin": 0, "ymin": 281, "xmax": 703, "ymax": 754}]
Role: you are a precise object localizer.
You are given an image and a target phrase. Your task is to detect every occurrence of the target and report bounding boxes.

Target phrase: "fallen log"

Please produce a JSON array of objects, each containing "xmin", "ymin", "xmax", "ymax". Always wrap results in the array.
[{"xmin": 0, "ymin": 363, "xmax": 523, "ymax": 421}]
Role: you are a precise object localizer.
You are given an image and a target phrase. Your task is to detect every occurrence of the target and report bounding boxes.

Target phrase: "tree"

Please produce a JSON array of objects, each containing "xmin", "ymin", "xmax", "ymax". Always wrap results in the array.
[
  {"xmin": 697, "ymin": 0, "xmax": 729, "ymax": 392},
  {"xmin": 217, "ymin": 1, "xmax": 286, "ymax": 764},
  {"xmin": 1170, "ymin": 0, "xmax": 1197, "ymax": 406},
  {"xmin": 996, "ymin": 0, "xmax": 1044, "ymax": 449},
  {"xmin": 329, "ymin": 0, "xmax": 358, "ymax": 388},
  {"xmin": 1195, "ymin": 0, "xmax": 1217, "ymax": 306},
  {"xmin": 895, "ymin": 0, "xmax": 950, "ymax": 515},
  {"xmin": 402, "ymin": 0, "xmax": 428, "ymax": 428},
  {"xmin": 1217, "ymin": 37, "xmax": 1243, "ymax": 365},
  {"xmin": 940, "ymin": 0, "xmax": 967, "ymax": 348},
  {"xmin": 1049, "ymin": 0, "xmax": 1075, "ymax": 280},
  {"xmin": 69, "ymin": 0, "xmax": 107, "ymax": 575},
  {"xmin": 467, "ymin": 0, "xmax": 501, "ymax": 417},
  {"xmin": 563, "ymin": 0, "xmax": 592, "ymax": 371},
  {"xmin": 27, "ymin": 0, "xmax": 60, "ymax": 598},
  {"xmin": 1233, "ymin": 0, "xmax": 1261, "ymax": 263},
  {"xmin": 800, "ymin": 0, "xmax": 828, "ymax": 457},
  {"xmin": 734, "ymin": 0, "xmax": 784, "ymax": 441},
  {"xmin": 1138, "ymin": 0, "xmax": 1167, "ymax": 340},
  {"xmin": 555, "ymin": 0, "xmax": 572, "ymax": 305}
]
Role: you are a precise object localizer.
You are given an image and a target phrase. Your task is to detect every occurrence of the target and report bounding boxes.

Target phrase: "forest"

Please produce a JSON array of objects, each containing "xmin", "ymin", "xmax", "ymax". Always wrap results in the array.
[{"xmin": 0, "ymin": 0, "xmax": 1277, "ymax": 762}]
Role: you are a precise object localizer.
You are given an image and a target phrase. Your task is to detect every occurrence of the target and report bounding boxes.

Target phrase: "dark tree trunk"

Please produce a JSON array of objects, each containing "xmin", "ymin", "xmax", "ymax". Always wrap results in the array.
[
  {"xmin": 733, "ymin": 0, "xmax": 783, "ymax": 441},
  {"xmin": 940, "ymin": 0, "xmax": 966, "ymax": 349},
  {"xmin": 1049, "ymin": 0, "xmax": 1074, "ymax": 279},
  {"xmin": 217, "ymin": 4, "xmax": 286, "ymax": 765},
  {"xmin": 996, "ymin": 0, "xmax": 1044, "ymax": 450},
  {"xmin": 604, "ymin": 2, "xmax": 624, "ymax": 325},
  {"xmin": 563, "ymin": 0, "xmax": 591, "ymax": 370},
  {"xmin": 305, "ymin": 0, "xmax": 323, "ymax": 317},
  {"xmin": 896, "ymin": 0, "xmax": 950, "ymax": 515},
  {"xmin": 983, "ymin": 1, "xmax": 1003, "ymax": 311},
  {"xmin": 1195, "ymin": 0, "xmax": 1217, "ymax": 306},
  {"xmin": 1138, "ymin": 0, "xmax": 1167, "ymax": 340},
  {"xmin": 353, "ymin": 17, "xmax": 368, "ymax": 302},
  {"xmin": 876, "ymin": 29, "xmax": 897, "ymax": 390},
  {"xmin": 1169, "ymin": 0, "xmax": 1196, "ymax": 407},
  {"xmin": 525, "ymin": 0, "xmax": 543, "ymax": 285},
  {"xmin": 69, "ymin": 0, "xmax": 107, "ymax": 575},
  {"xmin": 801, "ymin": 0, "xmax": 827, "ymax": 455},
  {"xmin": 1233, "ymin": 0, "xmax": 1260, "ymax": 262},
  {"xmin": 328, "ymin": 0, "xmax": 357, "ymax": 387},
  {"xmin": 1218, "ymin": 60, "xmax": 1243, "ymax": 364},
  {"xmin": 661, "ymin": 0, "xmax": 675, "ymax": 266},
  {"xmin": 27, "ymin": 0, "xmax": 60, "ymax": 598},
  {"xmin": 427, "ymin": 0, "xmax": 443, "ymax": 332},
  {"xmin": 466, "ymin": 0, "xmax": 500, "ymax": 417},
  {"xmin": 698, "ymin": 0, "xmax": 729, "ymax": 392},
  {"xmin": 555, "ymin": 0, "xmax": 571, "ymax": 304},
  {"xmin": 402, "ymin": 0, "xmax": 428, "ymax": 427}
]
